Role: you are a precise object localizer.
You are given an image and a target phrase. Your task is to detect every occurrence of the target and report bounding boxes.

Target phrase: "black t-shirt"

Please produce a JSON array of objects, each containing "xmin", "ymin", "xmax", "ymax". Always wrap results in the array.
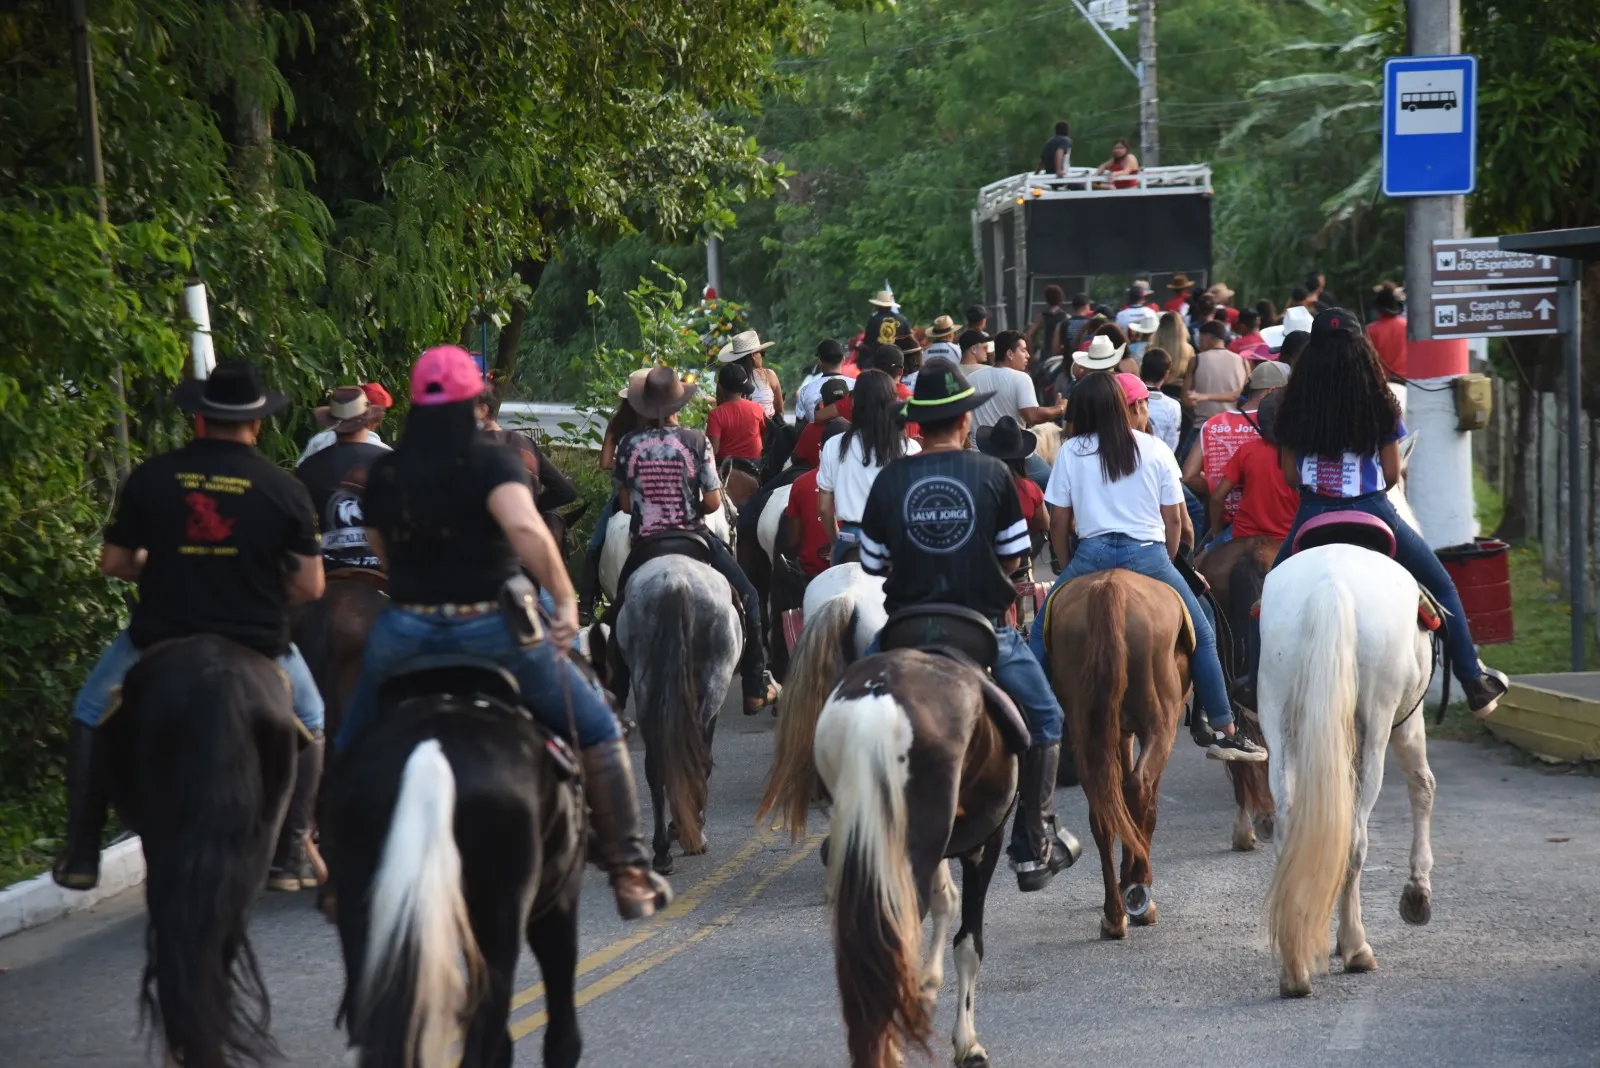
[
  {"xmin": 1038, "ymin": 306, "xmax": 1067, "ymax": 357},
  {"xmin": 865, "ymin": 308, "xmax": 913, "ymax": 349},
  {"xmin": 858, "ymin": 449, "xmax": 1028, "ymax": 620},
  {"xmin": 295, "ymin": 441, "xmax": 388, "ymax": 570},
  {"xmin": 363, "ymin": 441, "xmax": 529, "ymax": 605},
  {"xmin": 1039, "ymin": 134, "xmax": 1072, "ymax": 173},
  {"xmin": 105, "ymin": 439, "xmax": 319, "ymax": 657}
]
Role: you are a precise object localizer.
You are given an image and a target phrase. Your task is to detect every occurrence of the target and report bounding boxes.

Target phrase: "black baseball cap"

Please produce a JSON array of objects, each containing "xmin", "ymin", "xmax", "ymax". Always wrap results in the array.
[
  {"xmin": 957, "ymin": 328, "xmax": 992, "ymax": 352},
  {"xmin": 717, "ymin": 363, "xmax": 755, "ymax": 396},
  {"xmin": 1311, "ymin": 307, "xmax": 1362, "ymax": 341},
  {"xmin": 820, "ymin": 376, "xmax": 851, "ymax": 405}
]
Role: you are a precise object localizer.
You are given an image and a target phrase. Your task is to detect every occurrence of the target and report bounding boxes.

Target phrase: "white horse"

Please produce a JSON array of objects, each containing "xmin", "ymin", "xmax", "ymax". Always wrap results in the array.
[
  {"xmin": 598, "ymin": 501, "xmax": 735, "ymax": 601},
  {"xmin": 1259, "ymin": 435, "xmax": 1440, "ymax": 997},
  {"xmin": 755, "ymin": 483, "xmax": 792, "ymax": 565}
]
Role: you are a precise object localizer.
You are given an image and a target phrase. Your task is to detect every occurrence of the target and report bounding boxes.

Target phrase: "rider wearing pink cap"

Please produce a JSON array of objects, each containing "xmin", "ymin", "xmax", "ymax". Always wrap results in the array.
[{"xmin": 337, "ymin": 345, "xmax": 671, "ymax": 920}]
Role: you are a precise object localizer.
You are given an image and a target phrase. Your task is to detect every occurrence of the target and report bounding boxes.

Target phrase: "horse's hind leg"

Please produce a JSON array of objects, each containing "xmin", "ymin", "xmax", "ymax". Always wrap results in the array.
[
  {"xmin": 1391, "ymin": 712, "xmax": 1436, "ymax": 926},
  {"xmin": 1228, "ymin": 765, "xmax": 1256, "ymax": 852},
  {"xmin": 1088, "ymin": 808, "xmax": 1125, "ymax": 940},
  {"xmin": 919, "ymin": 861, "xmax": 958, "ymax": 1018},
  {"xmin": 528, "ymin": 890, "xmax": 583, "ymax": 1068},
  {"xmin": 642, "ymin": 741, "xmax": 673, "ymax": 875},
  {"xmin": 952, "ymin": 825, "xmax": 1004, "ymax": 1068},
  {"xmin": 1338, "ymin": 733, "xmax": 1388, "ymax": 974}
]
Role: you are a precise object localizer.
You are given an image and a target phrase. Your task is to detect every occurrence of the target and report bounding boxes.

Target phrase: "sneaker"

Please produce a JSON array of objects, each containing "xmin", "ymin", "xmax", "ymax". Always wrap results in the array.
[
  {"xmin": 1205, "ymin": 730, "xmax": 1268, "ymax": 763},
  {"xmin": 1466, "ymin": 664, "xmax": 1510, "ymax": 719}
]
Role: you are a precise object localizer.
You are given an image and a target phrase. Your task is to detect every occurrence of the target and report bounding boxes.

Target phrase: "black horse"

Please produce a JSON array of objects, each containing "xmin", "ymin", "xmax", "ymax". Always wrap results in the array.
[
  {"xmin": 326, "ymin": 657, "xmax": 585, "ymax": 1068},
  {"xmin": 101, "ymin": 635, "xmax": 301, "ymax": 1068}
]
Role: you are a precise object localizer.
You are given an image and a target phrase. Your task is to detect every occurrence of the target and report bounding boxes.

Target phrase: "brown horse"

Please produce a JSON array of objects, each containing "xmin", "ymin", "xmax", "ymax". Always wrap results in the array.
[
  {"xmin": 1044, "ymin": 570, "xmax": 1191, "ymax": 939},
  {"xmin": 760, "ymin": 650, "xmax": 1019, "ymax": 1068},
  {"xmin": 1195, "ymin": 535, "xmax": 1279, "ymax": 851}
]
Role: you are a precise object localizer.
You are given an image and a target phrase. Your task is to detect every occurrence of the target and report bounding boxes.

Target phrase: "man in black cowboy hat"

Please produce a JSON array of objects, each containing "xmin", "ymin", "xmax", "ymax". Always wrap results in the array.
[
  {"xmin": 296, "ymin": 385, "xmax": 389, "ymax": 572},
  {"xmin": 857, "ymin": 359, "xmax": 1082, "ymax": 893},
  {"xmin": 55, "ymin": 361, "xmax": 328, "ymax": 891},
  {"xmin": 606, "ymin": 366, "xmax": 779, "ymax": 714}
]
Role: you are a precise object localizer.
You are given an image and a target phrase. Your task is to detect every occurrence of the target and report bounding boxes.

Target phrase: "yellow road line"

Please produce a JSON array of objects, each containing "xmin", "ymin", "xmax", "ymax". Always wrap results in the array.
[
  {"xmin": 509, "ymin": 829, "xmax": 774, "ymax": 1013},
  {"xmin": 510, "ymin": 834, "xmax": 824, "ymax": 1041}
]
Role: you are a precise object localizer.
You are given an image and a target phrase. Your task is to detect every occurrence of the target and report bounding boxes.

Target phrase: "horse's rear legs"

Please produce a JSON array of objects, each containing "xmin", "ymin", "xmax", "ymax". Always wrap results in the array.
[
  {"xmin": 1391, "ymin": 713, "xmax": 1436, "ymax": 926},
  {"xmin": 528, "ymin": 894, "xmax": 583, "ymax": 1068},
  {"xmin": 919, "ymin": 861, "xmax": 958, "ymax": 1018},
  {"xmin": 952, "ymin": 826, "xmax": 1003, "ymax": 1068},
  {"xmin": 1337, "ymin": 738, "xmax": 1387, "ymax": 974},
  {"xmin": 1089, "ymin": 809, "xmax": 1126, "ymax": 940},
  {"xmin": 642, "ymin": 743, "xmax": 673, "ymax": 875}
]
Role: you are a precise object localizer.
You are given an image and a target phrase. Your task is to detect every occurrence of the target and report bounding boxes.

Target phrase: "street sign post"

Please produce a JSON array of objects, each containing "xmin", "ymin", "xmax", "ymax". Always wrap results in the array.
[
  {"xmin": 1382, "ymin": 54, "xmax": 1478, "ymax": 197},
  {"xmin": 1428, "ymin": 286, "xmax": 1572, "ymax": 339},
  {"xmin": 1431, "ymin": 237, "xmax": 1562, "ymax": 286}
]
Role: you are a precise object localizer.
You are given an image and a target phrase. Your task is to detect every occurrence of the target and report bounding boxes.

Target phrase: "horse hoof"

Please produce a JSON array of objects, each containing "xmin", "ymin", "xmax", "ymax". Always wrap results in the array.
[
  {"xmin": 653, "ymin": 854, "xmax": 675, "ymax": 876},
  {"xmin": 1343, "ymin": 947, "xmax": 1378, "ymax": 973},
  {"xmin": 1123, "ymin": 883, "xmax": 1153, "ymax": 920},
  {"xmin": 1254, "ymin": 813, "xmax": 1276, "ymax": 843},
  {"xmin": 957, "ymin": 1047, "xmax": 990, "ymax": 1068},
  {"xmin": 1231, "ymin": 833, "xmax": 1257, "ymax": 853},
  {"xmin": 1099, "ymin": 916, "xmax": 1127, "ymax": 940},
  {"xmin": 1130, "ymin": 900, "xmax": 1158, "ymax": 927},
  {"xmin": 1400, "ymin": 883, "xmax": 1432, "ymax": 926},
  {"xmin": 1279, "ymin": 975, "xmax": 1312, "ymax": 998},
  {"xmin": 684, "ymin": 840, "xmax": 709, "ymax": 857}
]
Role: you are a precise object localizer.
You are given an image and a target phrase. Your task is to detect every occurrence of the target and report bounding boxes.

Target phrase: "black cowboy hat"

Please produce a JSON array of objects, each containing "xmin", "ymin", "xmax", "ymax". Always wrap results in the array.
[
  {"xmin": 897, "ymin": 358, "xmax": 993, "ymax": 424},
  {"xmin": 717, "ymin": 363, "xmax": 755, "ymax": 397},
  {"xmin": 627, "ymin": 365, "xmax": 698, "ymax": 419},
  {"xmin": 975, "ymin": 415, "xmax": 1037, "ymax": 460},
  {"xmin": 174, "ymin": 360, "xmax": 289, "ymax": 421}
]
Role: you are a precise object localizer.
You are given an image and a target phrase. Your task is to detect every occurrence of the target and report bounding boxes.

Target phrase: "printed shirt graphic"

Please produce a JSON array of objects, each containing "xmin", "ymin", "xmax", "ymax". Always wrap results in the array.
[
  {"xmin": 859, "ymin": 449, "xmax": 1026, "ymax": 619},
  {"xmin": 865, "ymin": 308, "xmax": 912, "ymax": 347},
  {"xmin": 614, "ymin": 426, "xmax": 721, "ymax": 538},
  {"xmin": 295, "ymin": 441, "xmax": 387, "ymax": 570},
  {"xmin": 1200, "ymin": 411, "xmax": 1259, "ymax": 526},
  {"xmin": 1298, "ymin": 419, "xmax": 1407, "ymax": 499}
]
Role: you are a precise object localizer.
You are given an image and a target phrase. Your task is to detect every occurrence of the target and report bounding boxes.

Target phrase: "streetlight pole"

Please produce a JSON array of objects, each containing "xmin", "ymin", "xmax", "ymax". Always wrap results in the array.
[{"xmin": 1138, "ymin": 0, "xmax": 1159, "ymax": 167}]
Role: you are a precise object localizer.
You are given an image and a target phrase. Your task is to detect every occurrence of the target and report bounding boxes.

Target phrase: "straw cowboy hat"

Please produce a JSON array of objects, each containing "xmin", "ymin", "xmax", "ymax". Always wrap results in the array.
[
  {"xmin": 617, "ymin": 367, "xmax": 650, "ymax": 400},
  {"xmin": 897, "ymin": 359, "xmax": 994, "ymax": 423},
  {"xmin": 868, "ymin": 289, "xmax": 897, "ymax": 308},
  {"xmin": 1206, "ymin": 281, "xmax": 1236, "ymax": 303},
  {"xmin": 1167, "ymin": 274, "xmax": 1194, "ymax": 291},
  {"xmin": 314, "ymin": 385, "xmax": 386, "ymax": 433},
  {"xmin": 975, "ymin": 415, "xmax": 1037, "ymax": 460},
  {"xmin": 1073, "ymin": 333, "xmax": 1127, "ymax": 371},
  {"xmin": 926, "ymin": 314, "xmax": 958, "ymax": 340},
  {"xmin": 717, "ymin": 329, "xmax": 776, "ymax": 363},
  {"xmin": 174, "ymin": 360, "xmax": 289, "ymax": 421},
  {"xmin": 626, "ymin": 365, "xmax": 699, "ymax": 419}
]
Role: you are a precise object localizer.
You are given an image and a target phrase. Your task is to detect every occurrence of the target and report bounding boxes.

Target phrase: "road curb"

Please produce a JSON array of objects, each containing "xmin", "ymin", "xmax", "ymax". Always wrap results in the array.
[{"xmin": 0, "ymin": 836, "xmax": 144, "ymax": 940}]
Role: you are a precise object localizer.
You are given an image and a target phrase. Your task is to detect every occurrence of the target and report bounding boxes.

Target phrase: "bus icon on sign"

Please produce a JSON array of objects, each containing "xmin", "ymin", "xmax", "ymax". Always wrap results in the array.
[{"xmin": 1402, "ymin": 90, "xmax": 1457, "ymax": 111}]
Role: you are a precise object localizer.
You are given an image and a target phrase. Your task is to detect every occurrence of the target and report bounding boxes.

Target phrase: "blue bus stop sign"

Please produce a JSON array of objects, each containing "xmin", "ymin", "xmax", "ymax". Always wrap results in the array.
[{"xmin": 1382, "ymin": 54, "xmax": 1477, "ymax": 197}]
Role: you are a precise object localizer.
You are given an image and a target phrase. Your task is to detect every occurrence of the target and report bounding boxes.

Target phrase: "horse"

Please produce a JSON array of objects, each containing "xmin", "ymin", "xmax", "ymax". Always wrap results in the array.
[
  {"xmin": 597, "ymin": 501, "xmax": 735, "ymax": 602},
  {"xmin": 100, "ymin": 635, "xmax": 300, "ymax": 1068},
  {"xmin": 595, "ymin": 555, "xmax": 742, "ymax": 875},
  {"xmin": 1194, "ymin": 535, "xmax": 1279, "ymax": 852},
  {"xmin": 326, "ymin": 658, "xmax": 585, "ymax": 1068},
  {"xmin": 1042, "ymin": 570, "xmax": 1192, "ymax": 939},
  {"xmin": 761, "ymin": 630, "xmax": 1021, "ymax": 1068}
]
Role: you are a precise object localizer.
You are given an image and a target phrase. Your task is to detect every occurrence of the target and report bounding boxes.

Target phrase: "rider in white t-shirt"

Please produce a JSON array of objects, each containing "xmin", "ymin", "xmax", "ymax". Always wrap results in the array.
[{"xmin": 816, "ymin": 370, "xmax": 920, "ymax": 561}]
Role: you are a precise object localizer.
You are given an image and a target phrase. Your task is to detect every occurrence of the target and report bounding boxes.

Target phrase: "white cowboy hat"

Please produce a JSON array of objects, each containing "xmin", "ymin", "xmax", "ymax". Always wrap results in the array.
[
  {"xmin": 1073, "ymin": 334, "xmax": 1127, "ymax": 371},
  {"xmin": 1128, "ymin": 308, "xmax": 1161, "ymax": 335},
  {"xmin": 716, "ymin": 329, "xmax": 777, "ymax": 363},
  {"xmin": 1261, "ymin": 305, "xmax": 1315, "ymax": 350},
  {"xmin": 867, "ymin": 289, "xmax": 896, "ymax": 308}
]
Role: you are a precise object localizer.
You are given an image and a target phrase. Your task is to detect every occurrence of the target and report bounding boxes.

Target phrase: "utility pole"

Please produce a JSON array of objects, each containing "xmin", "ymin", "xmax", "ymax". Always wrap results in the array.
[
  {"xmin": 705, "ymin": 233, "xmax": 724, "ymax": 299},
  {"xmin": 70, "ymin": 0, "xmax": 130, "ymax": 478},
  {"xmin": 1138, "ymin": 0, "xmax": 1159, "ymax": 167}
]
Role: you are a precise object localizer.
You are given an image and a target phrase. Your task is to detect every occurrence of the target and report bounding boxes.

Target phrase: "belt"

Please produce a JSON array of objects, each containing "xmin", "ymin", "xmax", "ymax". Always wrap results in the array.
[{"xmin": 394, "ymin": 600, "xmax": 498, "ymax": 619}]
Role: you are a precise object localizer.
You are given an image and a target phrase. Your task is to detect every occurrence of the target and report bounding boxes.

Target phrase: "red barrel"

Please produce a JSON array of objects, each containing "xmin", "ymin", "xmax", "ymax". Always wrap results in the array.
[{"xmin": 1438, "ymin": 538, "xmax": 1514, "ymax": 645}]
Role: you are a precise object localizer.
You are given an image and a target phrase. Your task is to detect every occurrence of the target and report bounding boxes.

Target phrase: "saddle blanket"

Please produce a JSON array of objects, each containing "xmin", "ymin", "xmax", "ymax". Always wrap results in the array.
[{"xmin": 1041, "ymin": 573, "xmax": 1196, "ymax": 656}]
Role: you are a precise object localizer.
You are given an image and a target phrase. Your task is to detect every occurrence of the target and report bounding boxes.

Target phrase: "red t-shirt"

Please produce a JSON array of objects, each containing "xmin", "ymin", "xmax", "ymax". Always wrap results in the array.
[
  {"xmin": 1013, "ymin": 475, "xmax": 1045, "ymax": 524},
  {"xmin": 791, "ymin": 420, "xmax": 827, "ymax": 468},
  {"xmin": 1200, "ymin": 410, "xmax": 1260, "ymax": 526},
  {"xmin": 783, "ymin": 469, "xmax": 831, "ymax": 576},
  {"xmin": 1223, "ymin": 437, "xmax": 1300, "ymax": 539},
  {"xmin": 1228, "ymin": 331, "xmax": 1263, "ymax": 354},
  {"xmin": 1164, "ymin": 295, "xmax": 1189, "ymax": 314},
  {"xmin": 706, "ymin": 399, "xmax": 766, "ymax": 461},
  {"xmin": 1368, "ymin": 314, "xmax": 1408, "ymax": 378}
]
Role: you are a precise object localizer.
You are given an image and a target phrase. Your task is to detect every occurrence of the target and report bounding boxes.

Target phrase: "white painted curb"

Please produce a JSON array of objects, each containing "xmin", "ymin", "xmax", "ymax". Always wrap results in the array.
[{"xmin": 0, "ymin": 836, "xmax": 145, "ymax": 940}]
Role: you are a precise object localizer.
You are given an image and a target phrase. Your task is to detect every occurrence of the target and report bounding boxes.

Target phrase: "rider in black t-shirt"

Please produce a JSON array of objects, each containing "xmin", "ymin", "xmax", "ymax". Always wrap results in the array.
[
  {"xmin": 56, "ymin": 362, "xmax": 328, "ymax": 891},
  {"xmin": 858, "ymin": 359, "xmax": 1082, "ymax": 893},
  {"xmin": 296, "ymin": 385, "xmax": 389, "ymax": 571},
  {"xmin": 865, "ymin": 288, "xmax": 913, "ymax": 350}
]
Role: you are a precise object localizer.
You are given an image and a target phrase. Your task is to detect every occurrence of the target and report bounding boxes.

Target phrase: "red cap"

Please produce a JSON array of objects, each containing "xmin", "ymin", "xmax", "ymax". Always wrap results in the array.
[
  {"xmin": 1115, "ymin": 372, "xmax": 1150, "ymax": 404},
  {"xmin": 361, "ymin": 382, "xmax": 393, "ymax": 408},
  {"xmin": 411, "ymin": 346, "xmax": 487, "ymax": 406},
  {"xmin": 1237, "ymin": 342, "xmax": 1273, "ymax": 363}
]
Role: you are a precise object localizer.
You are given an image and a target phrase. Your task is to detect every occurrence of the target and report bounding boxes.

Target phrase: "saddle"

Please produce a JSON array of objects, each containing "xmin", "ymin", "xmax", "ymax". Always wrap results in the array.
[
  {"xmin": 326, "ymin": 566, "xmax": 389, "ymax": 591},
  {"xmin": 1291, "ymin": 511, "xmax": 1396, "ymax": 557},
  {"xmin": 878, "ymin": 604, "xmax": 1031, "ymax": 754}
]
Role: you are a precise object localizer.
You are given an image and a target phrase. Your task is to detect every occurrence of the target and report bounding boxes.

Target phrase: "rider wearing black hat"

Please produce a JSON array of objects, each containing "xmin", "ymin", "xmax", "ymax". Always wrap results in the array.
[{"xmin": 857, "ymin": 359, "xmax": 1082, "ymax": 892}]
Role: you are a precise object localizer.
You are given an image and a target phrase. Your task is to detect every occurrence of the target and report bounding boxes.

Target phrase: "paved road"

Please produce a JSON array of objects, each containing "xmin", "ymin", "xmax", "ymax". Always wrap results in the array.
[{"xmin": 4, "ymin": 710, "xmax": 1599, "ymax": 1067}]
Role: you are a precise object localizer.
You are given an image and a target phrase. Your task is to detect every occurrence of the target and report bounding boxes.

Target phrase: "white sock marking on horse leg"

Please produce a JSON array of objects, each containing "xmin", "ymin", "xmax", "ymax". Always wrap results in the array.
[
  {"xmin": 921, "ymin": 861, "xmax": 956, "ymax": 1003},
  {"xmin": 951, "ymin": 933, "xmax": 983, "ymax": 1061},
  {"xmin": 1327, "ymin": 998, "xmax": 1373, "ymax": 1050}
]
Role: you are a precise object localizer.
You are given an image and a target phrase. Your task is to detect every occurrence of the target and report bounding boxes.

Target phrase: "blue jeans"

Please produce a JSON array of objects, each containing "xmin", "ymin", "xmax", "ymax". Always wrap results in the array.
[
  {"xmin": 336, "ymin": 608, "xmax": 620, "ymax": 751},
  {"xmin": 833, "ymin": 522, "xmax": 864, "ymax": 563},
  {"xmin": 1030, "ymin": 532, "xmax": 1235, "ymax": 729},
  {"xmin": 1273, "ymin": 491, "xmax": 1482, "ymax": 685},
  {"xmin": 586, "ymin": 493, "xmax": 620, "ymax": 553},
  {"xmin": 73, "ymin": 629, "xmax": 325, "ymax": 734},
  {"xmin": 1025, "ymin": 453, "xmax": 1051, "ymax": 492},
  {"xmin": 1183, "ymin": 483, "xmax": 1209, "ymax": 545},
  {"xmin": 1204, "ymin": 523, "xmax": 1234, "ymax": 551},
  {"xmin": 866, "ymin": 624, "xmax": 1062, "ymax": 746},
  {"xmin": 536, "ymin": 588, "xmax": 583, "ymax": 653}
]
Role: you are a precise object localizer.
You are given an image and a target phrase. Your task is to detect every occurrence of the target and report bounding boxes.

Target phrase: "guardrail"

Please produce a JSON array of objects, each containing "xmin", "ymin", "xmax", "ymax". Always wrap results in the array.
[{"xmin": 976, "ymin": 164, "xmax": 1213, "ymax": 221}]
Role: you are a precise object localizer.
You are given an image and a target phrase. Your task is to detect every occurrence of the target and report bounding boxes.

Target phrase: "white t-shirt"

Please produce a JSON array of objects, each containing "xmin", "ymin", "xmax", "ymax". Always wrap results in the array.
[
  {"xmin": 297, "ymin": 428, "xmax": 388, "ymax": 465},
  {"xmin": 817, "ymin": 433, "xmax": 921, "ymax": 523},
  {"xmin": 967, "ymin": 365, "xmax": 1038, "ymax": 430},
  {"xmin": 1044, "ymin": 430, "xmax": 1183, "ymax": 543},
  {"xmin": 1145, "ymin": 390, "xmax": 1182, "ymax": 452},
  {"xmin": 794, "ymin": 371, "xmax": 853, "ymax": 424}
]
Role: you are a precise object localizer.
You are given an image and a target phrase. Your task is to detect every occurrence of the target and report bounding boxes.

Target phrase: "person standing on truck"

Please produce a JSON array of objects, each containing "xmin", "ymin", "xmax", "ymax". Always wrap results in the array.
[{"xmin": 1039, "ymin": 120, "xmax": 1072, "ymax": 176}]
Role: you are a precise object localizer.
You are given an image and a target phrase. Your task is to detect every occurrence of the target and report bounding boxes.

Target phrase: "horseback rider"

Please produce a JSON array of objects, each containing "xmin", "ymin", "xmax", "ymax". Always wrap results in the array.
[
  {"xmin": 335, "ymin": 345, "xmax": 671, "ymax": 920},
  {"xmin": 1028, "ymin": 370, "xmax": 1268, "ymax": 763},
  {"xmin": 856, "ymin": 358, "xmax": 1083, "ymax": 892},
  {"xmin": 602, "ymin": 365, "xmax": 780, "ymax": 715},
  {"xmin": 55, "ymin": 361, "xmax": 329, "ymax": 890},
  {"xmin": 1239, "ymin": 308, "xmax": 1510, "ymax": 717},
  {"xmin": 296, "ymin": 385, "xmax": 389, "ymax": 572}
]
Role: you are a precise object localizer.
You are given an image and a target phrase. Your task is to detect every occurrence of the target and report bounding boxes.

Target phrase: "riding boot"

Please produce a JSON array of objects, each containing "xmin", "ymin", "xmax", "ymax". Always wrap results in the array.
[
  {"xmin": 268, "ymin": 734, "xmax": 324, "ymax": 892},
  {"xmin": 1009, "ymin": 743, "xmax": 1081, "ymax": 893},
  {"xmin": 577, "ymin": 547, "xmax": 603, "ymax": 624},
  {"xmin": 52, "ymin": 721, "xmax": 108, "ymax": 891},
  {"xmin": 580, "ymin": 740, "xmax": 673, "ymax": 920}
]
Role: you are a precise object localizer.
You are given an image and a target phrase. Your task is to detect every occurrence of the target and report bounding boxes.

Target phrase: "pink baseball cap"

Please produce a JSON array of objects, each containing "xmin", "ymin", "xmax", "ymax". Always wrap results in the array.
[
  {"xmin": 411, "ymin": 345, "xmax": 487, "ymax": 406},
  {"xmin": 1238, "ymin": 341, "xmax": 1274, "ymax": 363},
  {"xmin": 1115, "ymin": 372, "xmax": 1150, "ymax": 404}
]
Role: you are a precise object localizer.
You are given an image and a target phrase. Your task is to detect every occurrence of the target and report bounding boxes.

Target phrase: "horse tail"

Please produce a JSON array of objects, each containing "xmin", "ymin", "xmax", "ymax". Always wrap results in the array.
[
  {"xmin": 757, "ymin": 592, "xmax": 858, "ymax": 839},
  {"xmin": 639, "ymin": 574, "xmax": 712, "ymax": 854},
  {"xmin": 357, "ymin": 740, "xmax": 485, "ymax": 1068},
  {"xmin": 823, "ymin": 692, "xmax": 929, "ymax": 1068},
  {"xmin": 1069, "ymin": 574, "xmax": 1145, "ymax": 854},
  {"xmin": 137, "ymin": 646, "xmax": 287, "ymax": 1068},
  {"xmin": 1267, "ymin": 578, "xmax": 1358, "ymax": 982}
]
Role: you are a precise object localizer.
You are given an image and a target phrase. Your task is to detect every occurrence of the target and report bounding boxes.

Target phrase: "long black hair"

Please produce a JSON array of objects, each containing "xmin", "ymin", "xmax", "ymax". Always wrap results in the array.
[
  {"xmin": 380, "ymin": 400, "xmax": 480, "ymax": 530},
  {"xmin": 1274, "ymin": 323, "xmax": 1399, "ymax": 458},
  {"xmin": 841, "ymin": 370, "xmax": 907, "ymax": 467},
  {"xmin": 1068, "ymin": 371, "xmax": 1138, "ymax": 482}
]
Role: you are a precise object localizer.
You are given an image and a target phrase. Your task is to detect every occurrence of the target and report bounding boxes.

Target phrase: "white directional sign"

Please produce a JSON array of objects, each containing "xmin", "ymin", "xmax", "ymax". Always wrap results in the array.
[
  {"xmin": 1428, "ymin": 286, "xmax": 1570, "ymax": 339},
  {"xmin": 1432, "ymin": 237, "xmax": 1562, "ymax": 286}
]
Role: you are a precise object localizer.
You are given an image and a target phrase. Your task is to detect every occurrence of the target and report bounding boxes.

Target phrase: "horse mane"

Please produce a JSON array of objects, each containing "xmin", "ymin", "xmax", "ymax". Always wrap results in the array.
[{"xmin": 1032, "ymin": 421, "xmax": 1063, "ymax": 467}]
